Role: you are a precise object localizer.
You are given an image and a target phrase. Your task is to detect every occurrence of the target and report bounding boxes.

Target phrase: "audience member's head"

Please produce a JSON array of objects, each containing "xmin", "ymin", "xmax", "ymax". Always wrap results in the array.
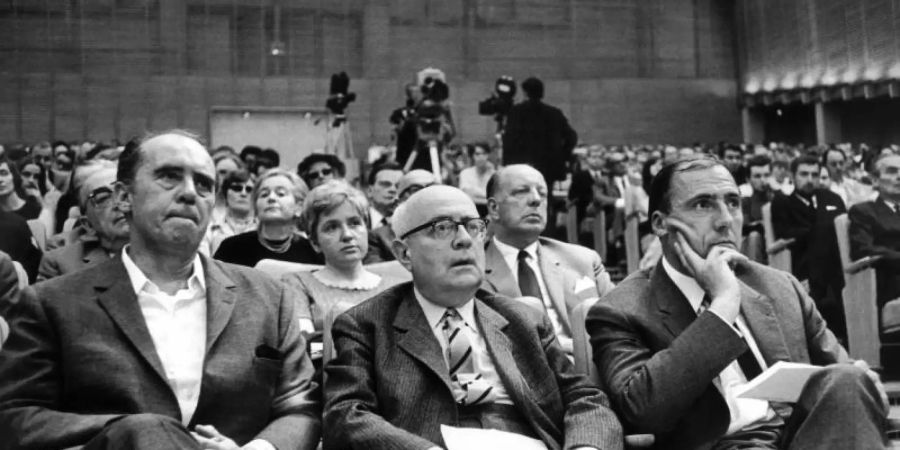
[
  {"xmin": 220, "ymin": 169, "xmax": 255, "ymax": 218},
  {"xmin": 31, "ymin": 141, "xmax": 53, "ymax": 170},
  {"xmin": 874, "ymin": 154, "xmax": 900, "ymax": 201},
  {"xmin": 606, "ymin": 151, "xmax": 627, "ymax": 176},
  {"xmin": 818, "ymin": 165, "xmax": 831, "ymax": 188},
  {"xmin": 662, "ymin": 145, "xmax": 679, "ymax": 165},
  {"xmin": 391, "ymin": 185, "xmax": 487, "ymax": 307},
  {"xmin": 85, "ymin": 143, "xmax": 121, "ymax": 161},
  {"xmin": 301, "ymin": 180, "xmax": 370, "ymax": 268},
  {"xmin": 366, "ymin": 162, "xmax": 403, "ymax": 217},
  {"xmin": 746, "ymin": 155, "xmax": 772, "ymax": 194},
  {"xmin": 467, "ymin": 142, "xmax": 492, "ymax": 170},
  {"xmin": 240, "ymin": 145, "xmax": 262, "ymax": 173},
  {"xmin": 486, "ymin": 164, "xmax": 548, "ymax": 248},
  {"xmin": 252, "ymin": 168, "xmax": 308, "ymax": 226},
  {"xmin": 790, "ymin": 154, "xmax": 820, "ymax": 195},
  {"xmin": 586, "ymin": 145, "xmax": 605, "ymax": 171},
  {"xmin": 297, "ymin": 153, "xmax": 346, "ymax": 189},
  {"xmin": 115, "ymin": 129, "xmax": 216, "ymax": 255},
  {"xmin": 0, "ymin": 155, "xmax": 26, "ymax": 202},
  {"xmin": 256, "ymin": 148, "xmax": 280, "ymax": 175},
  {"xmin": 521, "ymin": 77, "xmax": 544, "ymax": 101},
  {"xmin": 77, "ymin": 159, "xmax": 128, "ymax": 247},
  {"xmin": 719, "ymin": 145, "xmax": 744, "ymax": 175},
  {"xmin": 821, "ymin": 147, "xmax": 847, "ymax": 181},
  {"xmin": 16, "ymin": 157, "xmax": 47, "ymax": 198},
  {"xmin": 648, "ymin": 156, "xmax": 742, "ymax": 268},
  {"xmin": 213, "ymin": 152, "xmax": 244, "ymax": 189},
  {"xmin": 397, "ymin": 169, "xmax": 438, "ymax": 202}
]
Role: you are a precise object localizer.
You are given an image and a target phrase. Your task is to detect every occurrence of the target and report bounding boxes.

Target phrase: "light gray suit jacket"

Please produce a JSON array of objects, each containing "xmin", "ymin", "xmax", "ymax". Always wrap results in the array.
[
  {"xmin": 482, "ymin": 236, "xmax": 614, "ymax": 335},
  {"xmin": 37, "ymin": 239, "xmax": 111, "ymax": 281},
  {"xmin": 0, "ymin": 255, "xmax": 321, "ymax": 450}
]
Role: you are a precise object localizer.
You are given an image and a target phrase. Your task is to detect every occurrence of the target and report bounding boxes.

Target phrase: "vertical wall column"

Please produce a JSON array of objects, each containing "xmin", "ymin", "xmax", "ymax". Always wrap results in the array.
[
  {"xmin": 362, "ymin": 1, "xmax": 391, "ymax": 79},
  {"xmin": 814, "ymin": 102, "xmax": 841, "ymax": 145},
  {"xmin": 742, "ymin": 107, "xmax": 764, "ymax": 143}
]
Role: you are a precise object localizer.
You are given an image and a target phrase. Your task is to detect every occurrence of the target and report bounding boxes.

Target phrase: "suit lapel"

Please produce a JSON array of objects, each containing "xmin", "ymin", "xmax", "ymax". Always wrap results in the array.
[
  {"xmin": 536, "ymin": 246, "xmax": 572, "ymax": 335},
  {"xmin": 393, "ymin": 290, "xmax": 454, "ymax": 394},
  {"xmin": 94, "ymin": 259, "xmax": 168, "ymax": 384},
  {"xmin": 202, "ymin": 256, "xmax": 236, "ymax": 353},
  {"xmin": 475, "ymin": 298, "xmax": 532, "ymax": 409},
  {"xmin": 484, "ymin": 240, "xmax": 521, "ymax": 296},
  {"xmin": 82, "ymin": 242, "xmax": 110, "ymax": 266},
  {"xmin": 738, "ymin": 282, "xmax": 792, "ymax": 365},
  {"xmin": 650, "ymin": 264, "xmax": 697, "ymax": 341}
]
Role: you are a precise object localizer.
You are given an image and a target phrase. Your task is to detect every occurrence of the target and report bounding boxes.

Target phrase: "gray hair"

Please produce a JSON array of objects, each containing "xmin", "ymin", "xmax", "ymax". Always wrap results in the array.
[
  {"xmin": 252, "ymin": 168, "xmax": 309, "ymax": 215},
  {"xmin": 76, "ymin": 159, "xmax": 118, "ymax": 209}
]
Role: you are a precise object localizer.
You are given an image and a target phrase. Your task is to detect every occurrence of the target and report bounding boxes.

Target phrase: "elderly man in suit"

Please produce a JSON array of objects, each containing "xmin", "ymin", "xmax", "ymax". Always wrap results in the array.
[
  {"xmin": 483, "ymin": 164, "xmax": 613, "ymax": 354},
  {"xmin": 0, "ymin": 130, "xmax": 320, "ymax": 450},
  {"xmin": 37, "ymin": 159, "xmax": 129, "ymax": 281},
  {"xmin": 325, "ymin": 185, "xmax": 622, "ymax": 450},
  {"xmin": 587, "ymin": 155, "xmax": 888, "ymax": 450}
]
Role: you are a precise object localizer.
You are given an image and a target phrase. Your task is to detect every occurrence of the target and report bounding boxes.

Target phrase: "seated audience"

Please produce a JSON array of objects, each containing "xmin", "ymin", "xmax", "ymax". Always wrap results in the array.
[
  {"xmin": 240, "ymin": 145, "xmax": 262, "ymax": 174},
  {"xmin": 587, "ymin": 155, "xmax": 888, "ymax": 450},
  {"xmin": 366, "ymin": 162, "xmax": 403, "ymax": 228},
  {"xmin": 483, "ymin": 164, "xmax": 613, "ymax": 354},
  {"xmin": 0, "ymin": 208, "xmax": 41, "ymax": 283},
  {"xmin": 0, "ymin": 251, "xmax": 19, "ymax": 331},
  {"xmin": 49, "ymin": 141, "xmax": 75, "ymax": 193},
  {"xmin": 256, "ymin": 148, "xmax": 281, "ymax": 175},
  {"xmin": 17, "ymin": 156, "xmax": 49, "ymax": 201},
  {"xmin": 0, "ymin": 130, "xmax": 321, "ymax": 450},
  {"xmin": 365, "ymin": 169, "xmax": 438, "ymax": 263},
  {"xmin": 215, "ymin": 168, "xmax": 321, "ymax": 267},
  {"xmin": 283, "ymin": 180, "xmax": 403, "ymax": 335},
  {"xmin": 849, "ymin": 154, "xmax": 900, "ymax": 319},
  {"xmin": 0, "ymin": 156, "xmax": 42, "ymax": 220},
  {"xmin": 458, "ymin": 142, "xmax": 496, "ymax": 217},
  {"xmin": 324, "ymin": 185, "xmax": 623, "ymax": 450},
  {"xmin": 201, "ymin": 169, "xmax": 257, "ymax": 256},
  {"xmin": 771, "ymin": 155, "xmax": 847, "ymax": 338},
  {"xmin": 740, "ymin": 155, "xmax": 774, "ymax": 262},
  {"xmin": 297, "ymin": 153, "xmax": 346, "ymax": 189},
  {"xmin": 823, "ymin": 147, "xmax": 874, "ymax": 207},
  {"xmin": 213, "ymin": 151, "xmax": 243, "ymax": 191}
]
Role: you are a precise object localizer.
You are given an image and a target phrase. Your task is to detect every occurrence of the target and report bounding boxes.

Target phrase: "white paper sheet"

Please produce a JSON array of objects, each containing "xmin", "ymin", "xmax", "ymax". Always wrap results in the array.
[
  {"xmin": 441, "ymin": 425, "xmax": 548, "ymax": 450},
  {"xmin": 736, "ymin": 361, "xmax": 823, "ymax": 403}
]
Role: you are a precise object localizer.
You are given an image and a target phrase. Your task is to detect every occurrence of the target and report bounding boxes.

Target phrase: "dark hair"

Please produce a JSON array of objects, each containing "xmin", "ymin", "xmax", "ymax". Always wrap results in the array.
[
  {"xmin": 718, "ymin": 144, "xmax": 743, "ymax": 160},
  {"xmin": 16, "ymin": 156, "xmax": 48, "ymax": 197},
  {"xmin": 746, "ymin": 155, "xmax": 772, "ymax": 170},
  {"xmin": 51, "ymin": 141, "xmax": 70, "ymax": 153},
  {"xmin": 522, "ymin": 77, "xmax": 544, "ymax": 100},
  {"xmin": 790, "ymin": 154, "xmax": 820, "ymax": 175},
  {"xmin": 240, "ymin": 145, "xmax": 262, "ymax": 160},
  {"xmin": 0, "ymin": 155, "xmax": 26, "ymax": 199},
  {"xmin": 117, "ymin": 129, "xmax": 205, "ymax": 184},
  {"xmin": 367, "ymin": 161, "xmax": 402, "ymax": 186},
  {"xmin": 466, "ymin": 142, "xmax": 491, "ymax": 160},
  {"xmin": 486, "ymin": 171, "xmax": 500, "ymax": 199},
  {"xmin": 648, "ymin": 155, "xmax": 724, "ymax": 217},
  {"xmin": 297, "ymin": 153, "xmax": 347, "ymax": 180},
  {"xmin": 85, "ymin": 143, "xmax": 114, "ymax": 161},
  {"xmin": 220, "ymin": 169, "xmax": 253, "ymax": 204},
  {"xmin": 259, "ymin": 148, "xmax": 280, "ymax": 167},
  {"xmin": 820, "ymin": 147, "xmax": 846, "ymax": 166}
]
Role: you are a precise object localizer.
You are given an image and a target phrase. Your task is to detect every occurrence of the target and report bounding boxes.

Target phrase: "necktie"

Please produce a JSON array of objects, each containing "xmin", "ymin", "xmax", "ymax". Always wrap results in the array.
[
  {"xmin": 441, "ymin": 308, "xmax": 496, "ymax": 406},
  {"xmin": 517, "ymin": 250, "xmax": 543, "ymax": 300},
  {"xmin": 698, "ymin": 295, "xmax": 763, "ymax": 381}
]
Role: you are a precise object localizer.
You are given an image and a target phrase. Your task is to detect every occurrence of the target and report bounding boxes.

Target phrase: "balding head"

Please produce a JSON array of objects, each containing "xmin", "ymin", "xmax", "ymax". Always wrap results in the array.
[
  {"xmin": 397, "ymin": 169, "xmax": 438, "ymax": 201},
  {"xmin": 118, "ymin": 130, "xmax": 206, "ymax": 185},
  {"xmin": 392, "ymin": 185, "xmax": 475, "ymax": 238},
  {"xmin": 486, "ymin": 164, "xmax": 547, "ymax": 248}
]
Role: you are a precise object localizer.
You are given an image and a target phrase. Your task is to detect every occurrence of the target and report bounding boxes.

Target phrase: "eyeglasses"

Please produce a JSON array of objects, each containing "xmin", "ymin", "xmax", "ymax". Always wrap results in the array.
[
  {"xmin": 399, "ymin": 216, "xmax": 487, "ymax": 241},
  {"xmin": 227, "ymin": 184, "xmax": 254, "ymax": 194},
  {"xmin": 87, "ymin": 187, "xmax": 114, "ymax": 208},
  {"xmin": 306, "ymin": 168, "xmax": 333, "ymax": 179},
  {"xmin": 21, "ymin": 170, "xmax": 40, "ymax": 179}
]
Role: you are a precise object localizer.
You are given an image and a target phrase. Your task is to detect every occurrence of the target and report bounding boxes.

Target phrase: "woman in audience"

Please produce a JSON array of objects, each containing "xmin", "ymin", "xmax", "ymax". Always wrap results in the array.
[
  {"xmin": 214, "ymin": 168, "xmax": 321, "ymax": 266},
  {"xmin": 457, "ymin": 142, "xmax": 495, "ymax": 217},
  {"xmin": 297, "ymin": 153, "xmax": 346, "ymax": 189},
  {"xmin": 211, "ymin": 152, "xmax": 245, "ymax": 222},
  {"xmin": 17, "ymin": 157, "xmax": 48, "ymax": 200},
  {"xmin": 282, "ymin": 180, "xmax": 402, "ymax": 335},
  {"xmin": 201, "ymin": 169, "xmax": 257, "ymax": 256},
  {"xmin": 0, "ymin": 156, "xmax": 41, "ymax": 220}
]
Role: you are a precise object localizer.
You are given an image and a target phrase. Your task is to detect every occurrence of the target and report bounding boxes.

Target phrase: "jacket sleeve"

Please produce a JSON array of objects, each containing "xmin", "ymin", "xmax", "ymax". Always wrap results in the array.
[
  {"xmin": 848, "ymin": 204, "xmax": 900, "ymax": 263},
  {"xmin": 770, "ymin": 195, "xmax": 809, "ymax": 244}
]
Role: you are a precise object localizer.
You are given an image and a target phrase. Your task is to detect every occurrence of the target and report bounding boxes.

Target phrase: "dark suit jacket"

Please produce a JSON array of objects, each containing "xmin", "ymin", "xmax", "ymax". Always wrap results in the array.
[
  {"xmin": 324, "ymin": 283, "xmax": 623, "ymax": 450},
  {"xmin": 0, "ymin": 210, "xmax": 41, "ymax": 283},
  {"xmin": 37, "ymin": 239, "xmax": 111, "ymax": 281},
  {"xmin": 0, "ymin": 251, "xmax": 20, "ymax": 320},
  {"xmin": 0, "ymin": 256, "xmax": 321, "ymax": 450},
  {"xmin": 770, "ymin": 189, "xmax": 846, "ymax": 293},
  {"xmin": 502, "ymin": 99, "xmax": 577, "ymax": 182},
  {"xmin": 364, "ymin": 224, "xmax": 397, "ymax": 264},
  {"xmin": 482, "ymin": 237, "xmax": 613, "ymax": 335},
  {"xmin": 849, "ymin": 197, "xmax": 900, "ymax": 304},
  {"xmin": 586, "ymin": 261, "xmax": 848, "ymax": 450}
]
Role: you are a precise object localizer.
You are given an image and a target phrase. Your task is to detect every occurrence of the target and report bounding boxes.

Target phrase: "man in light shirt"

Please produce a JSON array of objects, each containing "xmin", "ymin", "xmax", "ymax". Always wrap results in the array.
[
  {"xmin": 586, "ymin": 155, "xmax": 888, "ymax": 450},
  {"xmin": 324, "ymin": 185, "xmax": 622, "ymax": 450},
  {"xmin": 482, "ymin": 164, "xmax": 614, "ymax": 354},
  {"xmin": 0, "ymin": 130, "xmax": 320, "ymax": 450}
]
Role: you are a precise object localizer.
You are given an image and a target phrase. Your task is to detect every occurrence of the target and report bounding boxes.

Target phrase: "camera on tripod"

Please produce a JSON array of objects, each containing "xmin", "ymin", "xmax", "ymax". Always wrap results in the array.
[
  {"xmin": 478, "ymin": 76, "xmax": 517, "ymax": 125},
  {"xmin": 325, "ymin": 72, "xmax": 356, "ymax": 126}
]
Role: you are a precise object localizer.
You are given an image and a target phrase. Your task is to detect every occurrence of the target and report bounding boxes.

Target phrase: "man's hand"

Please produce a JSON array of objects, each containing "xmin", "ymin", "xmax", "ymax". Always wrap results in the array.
[
  {"xmin": 191, "ymin": 424, "xmax": 239, "ymax": 450},
  {"xmin": 853, "ymin": 360, "xmax": 890, "ymax": 413},
  {"xmin": 669, "ymin": 218, "xmax": 749, "ymax": 323}
]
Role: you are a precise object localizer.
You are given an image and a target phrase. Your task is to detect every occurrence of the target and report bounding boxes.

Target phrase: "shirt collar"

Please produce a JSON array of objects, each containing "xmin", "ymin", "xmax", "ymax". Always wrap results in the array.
[
  {"xmin": 661, "ymin": 256, "xmax": 706, "ymax": 313},
  {"xmin": 492, "ymin": 236, "xmax": 539, "ymax": 261},
  {"xmin": 121, "ymin": 245, "xmax": 206, "ymax": 295},
  {"xmin": 413, "ymin": 287, "xmax": 477, "ymax": 331},
  {"xmin": 880, "ymin": 195, "xmax": 899, "ymax": 211}
]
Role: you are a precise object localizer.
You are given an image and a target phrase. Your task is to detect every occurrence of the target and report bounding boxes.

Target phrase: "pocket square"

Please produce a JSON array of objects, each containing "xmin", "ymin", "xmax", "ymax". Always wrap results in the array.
[
  {"xmin": 826, "ymin": 205, "xmax": 837, "ymax": 211},
  {"xmin": 255, "ymin": 344, "xmax": 283, "ymax": 360},
  {"xmin": 573, "ymin": 276, "xmax": 597, "ymax": 294}
]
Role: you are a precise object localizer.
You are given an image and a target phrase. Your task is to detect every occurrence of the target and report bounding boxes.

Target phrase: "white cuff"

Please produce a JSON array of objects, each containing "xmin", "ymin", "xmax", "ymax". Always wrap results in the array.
[{"xmin": 243, "ymin": 439, "xmax": 277, "ymax": 450}]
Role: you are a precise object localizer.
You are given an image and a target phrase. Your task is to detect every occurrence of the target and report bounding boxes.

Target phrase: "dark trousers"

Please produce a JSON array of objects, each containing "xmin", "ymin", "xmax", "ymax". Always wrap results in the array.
[
  {"xmin": 714, "ymin": 364, "xmax": 887, "ymax": 449},
  {"xmin": 457, "ymin": 403, "xmax": 539, "ymax": 441},
  {"xmin": 83, "ymin": 414, "xmax": 201, "ymax": 450}
]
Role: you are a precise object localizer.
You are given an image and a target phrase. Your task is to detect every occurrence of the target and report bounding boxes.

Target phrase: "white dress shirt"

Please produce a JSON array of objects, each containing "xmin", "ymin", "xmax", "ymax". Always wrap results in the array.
[
  {"xmin": 492, "ymin": 237, "xmax": 566, "ymax": 336},
  {"xmin": 662, "ymin": 257, "xmax": 776, "ymax": 435},
  {"xmin": 369, "ymin": 207, "xmax": 387, "ymax": 229},
  {"xmin": 122, "ymin": 247, "xmax": 207, "ymax": 426},
  {"xmin": 414, "ymin": 288, "xmax": 512, "ymax": 405}
]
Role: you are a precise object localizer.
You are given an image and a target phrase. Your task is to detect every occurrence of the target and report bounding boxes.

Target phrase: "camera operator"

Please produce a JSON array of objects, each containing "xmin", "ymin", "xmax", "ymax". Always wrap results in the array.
[
  {"xmin": 392, "ymin": 69, "xmax": 456, "ymax": 174},
  {"xmin": 478, "ymin": 76, "xmax": 517, "ymax": 137}
]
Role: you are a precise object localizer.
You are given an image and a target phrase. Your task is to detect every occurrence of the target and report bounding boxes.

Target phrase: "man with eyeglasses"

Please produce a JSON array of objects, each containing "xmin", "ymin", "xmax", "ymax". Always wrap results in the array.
[
  {"xmin": 482, "ymin": 165, "xmax": 614, "ymax": 355},
  {"xmin": 364, "ymin": 169, "xmax": 437, "ymax": 263},
  {"xmin": 325, "ymin": 185, "xmax": 623, "ymax": 450},
  {"xmin": 37, "ymin": 160, "xmax": 129, "ymax": 281},
  {"xmin": 0, "ymin": 130, "xmax": 321, "ymax": 450}
]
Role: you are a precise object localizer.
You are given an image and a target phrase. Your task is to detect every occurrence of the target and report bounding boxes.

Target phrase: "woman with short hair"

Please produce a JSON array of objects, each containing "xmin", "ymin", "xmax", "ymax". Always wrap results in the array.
[{"xmin": 201, "ymin": 169, "xmax": 257, "ymax": 256}]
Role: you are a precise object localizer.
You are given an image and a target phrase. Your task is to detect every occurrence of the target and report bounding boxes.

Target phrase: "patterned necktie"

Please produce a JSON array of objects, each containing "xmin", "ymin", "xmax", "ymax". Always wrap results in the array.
[
  {"xmin": 517, "ymin": 250, "xmax": 543, "ymax": 300},
  {"xmin": 698, "ymin": 295, "xmax": 763, "ymax": 380},
  {"xmin": 441, "ymin": 308, "xmax": 496, "ymax": 406}
]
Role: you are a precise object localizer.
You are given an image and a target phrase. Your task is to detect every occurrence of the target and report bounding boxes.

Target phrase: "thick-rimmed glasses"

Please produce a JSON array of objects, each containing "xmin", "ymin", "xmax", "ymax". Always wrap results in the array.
[
  {"xmin": 87, "ymin": 187, "xmax": 114, "ymax": 208},
  {"xmin": 399, "ymin": 216, "xmax": 487, "ymax": 241}
]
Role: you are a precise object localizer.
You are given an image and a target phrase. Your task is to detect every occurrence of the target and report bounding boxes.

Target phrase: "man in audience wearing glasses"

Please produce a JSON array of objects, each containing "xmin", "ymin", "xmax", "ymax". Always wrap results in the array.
[
  {"xmin": 587, "ymin": 155, "xmax": 887, "ymax": 450},
  {"xmin": 0, "ymin": 130, "xmax": 320, "ymax": 450},
  {"xmin": 37, "ymin": 159, "xmax": 129, "ymax": 280},
  {"xmin": 325, "ymin": 185, "xmax": 622, "ymax": 450}
]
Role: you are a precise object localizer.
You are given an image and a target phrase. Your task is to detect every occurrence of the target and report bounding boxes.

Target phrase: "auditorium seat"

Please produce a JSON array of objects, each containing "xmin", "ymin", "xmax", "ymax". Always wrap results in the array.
[
  {"xmin": 592, "ymin": 209, "xmax": 607, "ymax": 265},
  {"xmin": 761, "ymin": 203, "xmax": 792, "ymax": 273}
]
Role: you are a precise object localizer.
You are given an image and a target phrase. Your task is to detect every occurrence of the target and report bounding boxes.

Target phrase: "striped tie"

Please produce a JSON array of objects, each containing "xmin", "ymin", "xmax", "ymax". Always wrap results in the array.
[{"xmin": 441, "ymin": 308, "xmax": 496, "ymax": 406}]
